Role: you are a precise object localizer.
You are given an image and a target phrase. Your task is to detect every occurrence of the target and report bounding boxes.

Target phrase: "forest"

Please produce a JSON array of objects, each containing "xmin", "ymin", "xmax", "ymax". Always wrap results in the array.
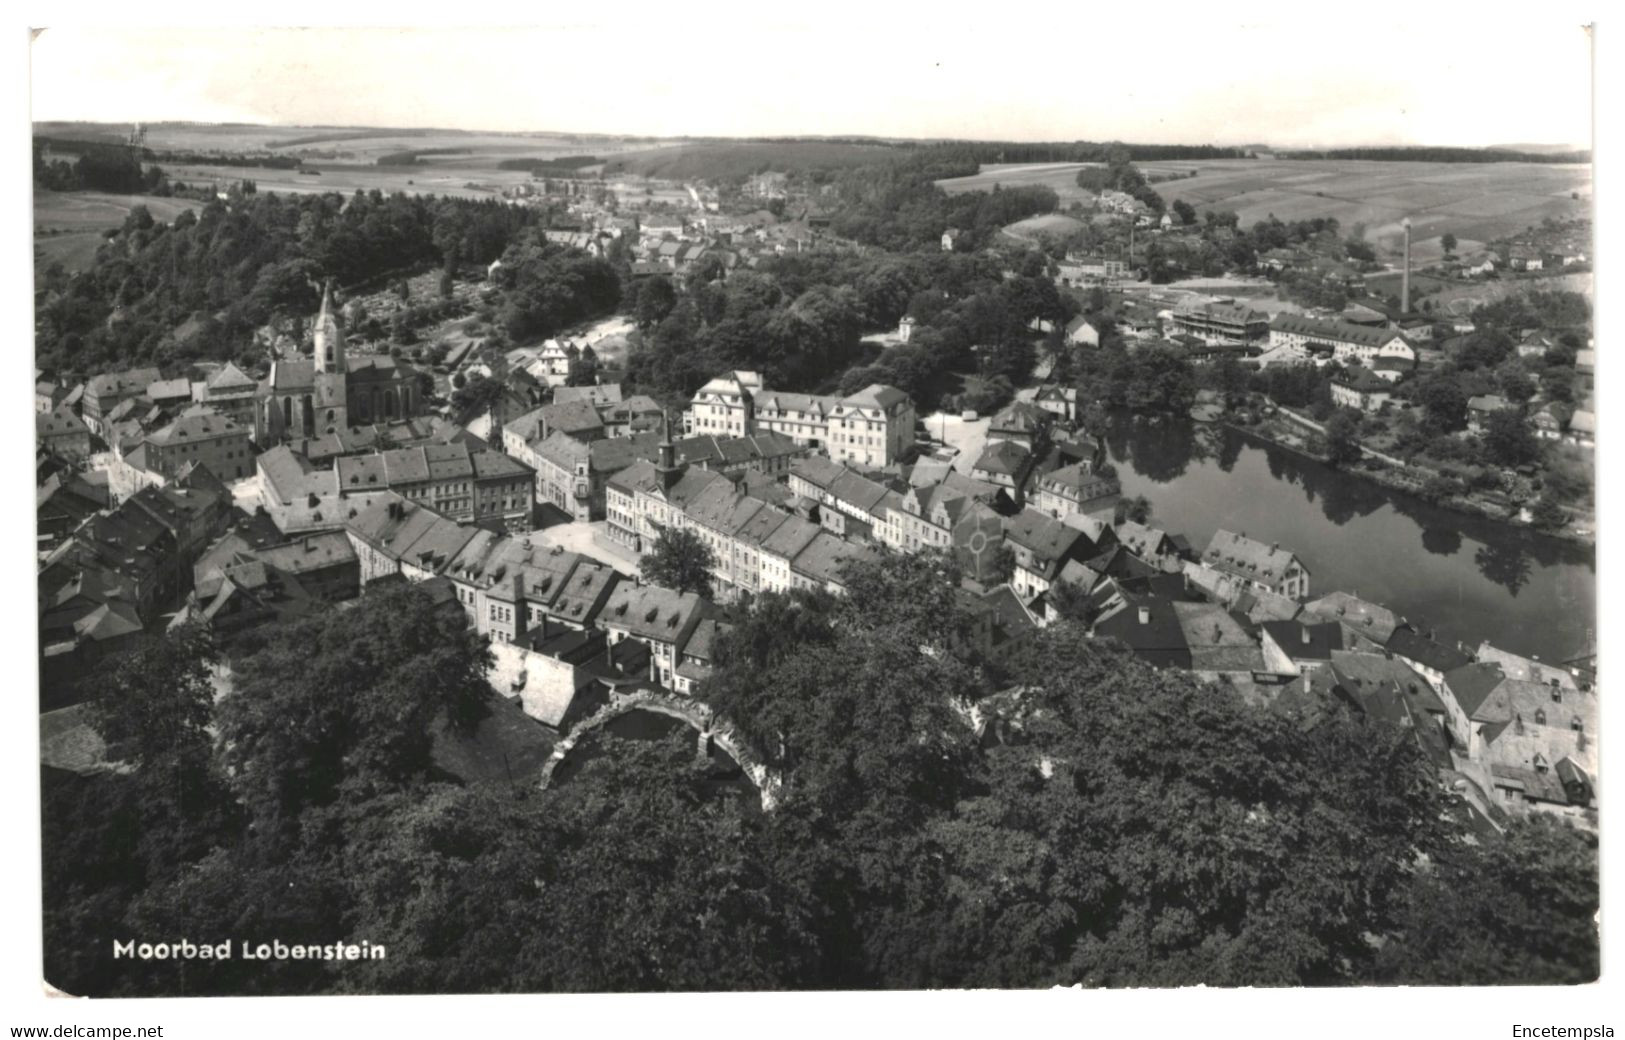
[
  {"xmin": 621, "ymin": 245, "xmax": 1071, "ymax": 413},
  {"xmin": 42, "ymin": 562, "xmax": 1599, "ymax": 995},
  {"xmin": 33, "ymin": 188, "xmax": 615, "ymax": 380}
]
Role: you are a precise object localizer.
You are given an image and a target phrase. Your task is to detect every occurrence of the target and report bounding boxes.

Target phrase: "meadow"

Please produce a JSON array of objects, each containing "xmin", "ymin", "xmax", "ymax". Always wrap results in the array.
[
  {"xmin": 34, "ymin": 191, "xmax": 200, "ymax": 272},
  {"xmin": 939, "ymin": 158, "xmax": 1592, "ymax": 261}
]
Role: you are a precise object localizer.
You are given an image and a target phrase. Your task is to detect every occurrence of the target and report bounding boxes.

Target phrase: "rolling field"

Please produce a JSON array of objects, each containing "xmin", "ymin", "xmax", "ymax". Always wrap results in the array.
[
  {"xmin": 940, "ymin": 159, "xmax": 1592, "ymax": 260},
  {"xmin": 34, "ymin": 191, "xmax": 200, "ymax": 272},
  {"xmin": 936, "ymin": 162, "xmax": 1105, "ymax": 205}
]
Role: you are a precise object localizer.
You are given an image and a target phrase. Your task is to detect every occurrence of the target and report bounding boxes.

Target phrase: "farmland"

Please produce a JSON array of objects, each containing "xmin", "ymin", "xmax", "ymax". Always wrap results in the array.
[
  {"xmin": 34, "ymin": 190, "xmax": 199, "ymax": 272},
  {"xmin": 939, "ymin": 158, "xmax": 1592, "ymax": 261}
]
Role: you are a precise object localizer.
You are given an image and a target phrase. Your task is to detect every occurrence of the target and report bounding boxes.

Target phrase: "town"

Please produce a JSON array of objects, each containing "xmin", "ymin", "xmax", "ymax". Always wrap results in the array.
[{"xmin": 33, "ymin": 102, "xmax": 1597, "ymax": 995}]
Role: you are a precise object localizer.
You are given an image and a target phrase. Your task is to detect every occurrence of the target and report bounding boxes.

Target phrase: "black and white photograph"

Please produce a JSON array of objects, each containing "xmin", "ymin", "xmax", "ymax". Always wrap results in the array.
[{"xmin": 10, "ymin": 9, "xmax": 1614, "ymax": 1034}]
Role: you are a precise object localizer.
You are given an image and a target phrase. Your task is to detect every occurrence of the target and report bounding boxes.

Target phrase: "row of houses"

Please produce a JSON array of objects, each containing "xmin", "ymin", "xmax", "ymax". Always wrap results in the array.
[{"xmin": 343, "ymin": 491, "xmax": 719, "ymax": 695}]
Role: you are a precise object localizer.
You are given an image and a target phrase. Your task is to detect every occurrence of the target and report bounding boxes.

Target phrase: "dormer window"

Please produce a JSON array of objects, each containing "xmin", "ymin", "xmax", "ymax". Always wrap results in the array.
[
  {"xmin": 1572, "ymin": 717, "xmax": 1584, "ymax": 732},
  {"xmin": 1535, "ymin": 709, "xmax": 1546, "ymax": 725}
]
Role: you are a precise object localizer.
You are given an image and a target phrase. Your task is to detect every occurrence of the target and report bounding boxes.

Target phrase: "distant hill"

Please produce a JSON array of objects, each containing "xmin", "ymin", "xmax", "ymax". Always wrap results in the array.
[{"xmin": 1489, "ymin": 142, "xmax": 1590, "ymax": 155}]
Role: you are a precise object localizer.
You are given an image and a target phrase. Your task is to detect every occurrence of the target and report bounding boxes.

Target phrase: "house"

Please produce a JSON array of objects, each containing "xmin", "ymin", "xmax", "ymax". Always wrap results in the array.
[
  {"xmin": 36, "ymin": 407, "xmax": 93, "ymax": 460},
  {"xmin": 970, "ymin": 440, "xmax": 1031, "ymax": 491},
  {"xmin": 1201, "ymin": 529, "xmax": 1309, "ymax": 600},
  {"xmin": 987, "ymin": 401, "xmax": 1049, "ymax": 448},
  {"xmin": 1033, "ymin": 385, "xmax": 1079, "ymax": 422},
  {"xmin": 1368, "ymin": 355, "xmax": 1414, "ymax": 384},
  {"xmin": 35, "ymin": 381, "xmax": 69, "ymax": 413},
  {"xmin": 941, "ymin": 228, "xmax": 960, "ymax": 252},
  {"xmin": 1033, "ymin": 462, "xmax": 1120, "ymax": 521},
  {"xmin": 1093, "ymin": 597, "xmax": 1191, "ymax": 670},
  {"xmin": 1055, "ymin": 254, "xmax": 1130, "ymax": 287},
  {"xmin": 898, "ymin": 315, "xmax": 917, "ymax": 343},
  {"xmin": 1507, "ymin": 248, "xmax": 1544, "ymax": 271},
  {"xmin": 1064, "ymin": 314, "xmax": 1100, "ymax": 347},
  {"xmin": 1002, "ymin": 508, "xmax": 1098, "ymax": 602},
  {"xmin": 1465, "ymin": 395, "xmax": 1510, "ymax": 435},
  {"xmin": 80, "ymin": 367, "xmax": 162, "ymax": 437},
  {"xmin": 1259, "ymin": 619, "xmax": 1345, "ymax": 676},
  {"xmin": 1531, "ymin": 403, "xmax": 1570, "ymax": 440},
  {"xmin": 1112, "ymin": 520, "xmax": 1183, "ymax": 572},
  {"xmin": 1330, "ymin": 368, "xmax": 1393, "ymax": 413},
  {"xmin": 1517, "ymin": 331, "xmax": 1558, "ymax": 359},
  {"xmin": 1566, "ymin": 410, "xmax": 1595, "ymax": 448},
  {"xmin": 1174, "ymin": 601, "xmax": 1265, "ymax": 676},
  {"xmin": 1385, "ymin": 625, "xmax": 1472, "ymax": 694},
  {"xmin": 143, "ymin": 410, "xmax": 254, "ymax": 482},
  {"xmin": 1299, "ymin": 591, "xmax": 1398, "ymax": 650},
  {"xmin": 597, "ymin": 583, "xmax": 706, "ymax": 691},
  {"xmin": 1439, "ymin": 660, "xmax": 1598, "ymax": 820}
]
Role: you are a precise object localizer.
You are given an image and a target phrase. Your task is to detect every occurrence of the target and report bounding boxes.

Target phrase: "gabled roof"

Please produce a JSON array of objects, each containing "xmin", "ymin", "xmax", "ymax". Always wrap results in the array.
[
  {"xmin": 1386, "ymin": 627, "xmax": 1472, "ymax": 674},
  {"xmin": 600, "ymin": 583, "xmax": 703, "ymax": 642},
  {"xmin": 1260, "ymin": 619, "xmax": 1344, "ymax": 661},
  {"xmin": 1203, "ymin": 529, "xmax": 1303, "ymax": 585},
  {"xmin": 1269, "ymin": 314, "xmax": 1410, "ymax": 348},
  {"xmin": 972, "ymin": 439, "xmax": 1030, "ymax": 477}
]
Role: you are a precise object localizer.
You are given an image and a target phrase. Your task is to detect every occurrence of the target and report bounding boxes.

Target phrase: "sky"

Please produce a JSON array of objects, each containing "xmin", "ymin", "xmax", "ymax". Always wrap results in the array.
[{"xmin": 27, "ymin": 14, "xmax": 1596, "ymax": 149}]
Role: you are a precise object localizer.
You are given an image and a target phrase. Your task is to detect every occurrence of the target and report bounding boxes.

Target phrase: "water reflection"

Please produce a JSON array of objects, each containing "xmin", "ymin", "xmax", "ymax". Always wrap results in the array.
[
  {"xmin": 1473, "ymin": 541, "xmax": 1533, "ymax": 598},
  {"xmin": 1420, "ymin": 526, "xmax": 1464, "ymax": 557},
  {"xmin": 1103, "ymin": 418, "xmax": 1595, "ymax": 659}
]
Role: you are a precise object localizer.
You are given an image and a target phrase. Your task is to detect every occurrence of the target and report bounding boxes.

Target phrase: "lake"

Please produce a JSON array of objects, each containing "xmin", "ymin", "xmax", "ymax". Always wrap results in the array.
[{"xmin": 1104, "ymin": 420, "xmax": 1596, "ymax": 664}]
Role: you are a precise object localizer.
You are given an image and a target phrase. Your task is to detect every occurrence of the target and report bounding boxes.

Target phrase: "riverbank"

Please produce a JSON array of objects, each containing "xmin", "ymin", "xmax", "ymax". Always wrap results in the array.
[{"xmin": 1213, "ymin": 408, "xmax": 1595, "ymax": 548}]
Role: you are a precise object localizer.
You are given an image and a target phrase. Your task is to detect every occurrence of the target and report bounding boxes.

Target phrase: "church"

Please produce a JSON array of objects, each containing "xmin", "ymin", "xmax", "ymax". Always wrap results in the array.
[{"xmin": 255, "ymin": 285, "xmax": 423, "ymax": 443}]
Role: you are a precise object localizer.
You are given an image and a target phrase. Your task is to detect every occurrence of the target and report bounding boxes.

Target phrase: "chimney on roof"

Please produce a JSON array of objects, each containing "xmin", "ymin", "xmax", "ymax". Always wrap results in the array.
[
  {"xmin": 1301, "ymin": 625, "xmax": 1312, "ymax": 645},
  {"xmin": 1138, "ymin": 605, "xmax": 1150, "ymax": 625}
]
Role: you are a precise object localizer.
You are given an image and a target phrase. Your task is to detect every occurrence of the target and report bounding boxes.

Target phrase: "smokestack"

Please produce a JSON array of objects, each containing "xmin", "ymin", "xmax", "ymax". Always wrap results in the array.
[{"xmin": 1401, "ymin": 218, "xmax": 1412, "ymax": 314}]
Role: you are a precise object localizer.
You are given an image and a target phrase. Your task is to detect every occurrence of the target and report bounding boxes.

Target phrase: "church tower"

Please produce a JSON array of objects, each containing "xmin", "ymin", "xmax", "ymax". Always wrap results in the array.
[
  {"xmin": 311, "ymin": 281, "xmax": 349, "ymax": 434},
  {"xmin": 313, "ymin": 281, "xmax": 346, "ymax": 373},
  {"xmin": 657, "ymin": 410, "xmax": 682, "ymax": 491}
]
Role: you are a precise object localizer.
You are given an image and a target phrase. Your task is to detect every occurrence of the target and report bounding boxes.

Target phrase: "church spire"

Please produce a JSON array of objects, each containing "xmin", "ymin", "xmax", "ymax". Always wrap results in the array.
[
  {"xmin": 313, "ymin": 280, "xmax": 345, "ymax": 374},
  {"xmin": 657, "ymin": 410, "xmax": 681, "ymax": 489}
]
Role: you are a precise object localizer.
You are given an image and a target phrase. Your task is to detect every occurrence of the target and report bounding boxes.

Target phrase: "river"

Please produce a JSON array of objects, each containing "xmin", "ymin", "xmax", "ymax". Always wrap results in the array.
[{"xmin": 1103, "ymin": 419, "xmax": 1596, "ymax": 664}]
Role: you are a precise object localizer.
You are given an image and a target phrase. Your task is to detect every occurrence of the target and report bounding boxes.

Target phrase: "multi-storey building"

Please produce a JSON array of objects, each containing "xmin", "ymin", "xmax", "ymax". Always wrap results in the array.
[
  {"xmin": 336, "ymin": 442, "xmax": 534, "ymax": 532},
  {"xmin": 1170, "ymin": 300, "xmax": 1271, "ymax": 345},
  {"xmin": 1268, "ymin": 315, "xmax": 1416, "ymax": 366},
  {"xmin": 143, "ymin": 410, "xmax": 255, "ymax": 482},
  {"xmin": 1200, "ymin": 529, "xmax": 1310, "ymax": 601},
  {"xmin": 685, "ymin": 371, "xmax": 916, "ymax": 466}
]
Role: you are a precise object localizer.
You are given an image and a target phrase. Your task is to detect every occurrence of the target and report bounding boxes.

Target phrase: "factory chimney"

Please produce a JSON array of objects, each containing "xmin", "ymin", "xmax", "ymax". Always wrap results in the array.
[{"xmin": 1401, "ymin": 218, "xmax": 1412, "ymax": 314}]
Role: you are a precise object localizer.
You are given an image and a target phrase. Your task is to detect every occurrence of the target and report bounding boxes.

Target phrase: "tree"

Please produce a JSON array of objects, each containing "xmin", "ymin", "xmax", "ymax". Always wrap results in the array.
[
  {"xmin": 1440, "ymin": 232, "xmax": 1458, "ymax": 256},
  {"xmin": 218, "ymin": 583, "xmax": 492, "ymax": 828},
  {"xmin": 1417, "ymin": 376, "xmax": 1469, "ymax": 433},
  {"xmin": 1529, "ymin": 493, "xmax": 1567, "ymax": 530},
  {"xmin": 1481, "ymin": 409, "xmax": 1539, "ymax": 467},
  {"xmin": 1375, "ymin": 818, "xmax": 1597, "ymax": 984},
  {"xmin": 1114, "ymin": 494, "xmax": 1153, "ymax": 525},
  {"xmin": 449, "ymin": 372, "xmax": 506, "ymax": 420},
  {"xmin": 1323, "ymin": 411, "xmax": 1363, "ymax": 468},
  {"xmin": 639, "ymin": 526, "xmax": 717, "ymax": 598},
  {"xmin": 1171, "ymin": 199, "xmax": 1197, "ymax": 226}
]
